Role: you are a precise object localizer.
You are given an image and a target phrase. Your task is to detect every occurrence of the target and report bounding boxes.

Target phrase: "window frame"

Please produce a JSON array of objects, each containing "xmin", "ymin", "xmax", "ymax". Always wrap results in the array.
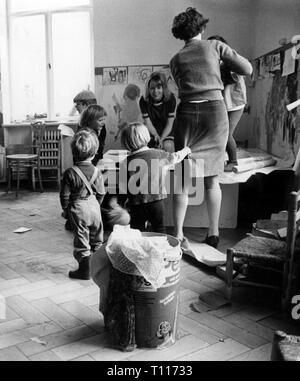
[{"xmin": 3, "ymin": 0, "xmax": 94, "ymax": 122}]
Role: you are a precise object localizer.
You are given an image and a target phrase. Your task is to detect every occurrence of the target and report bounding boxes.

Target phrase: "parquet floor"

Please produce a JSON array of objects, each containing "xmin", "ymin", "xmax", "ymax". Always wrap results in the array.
[{"xmin": 0, "ymin": 187, "xmax": 299, "ymax": 361}]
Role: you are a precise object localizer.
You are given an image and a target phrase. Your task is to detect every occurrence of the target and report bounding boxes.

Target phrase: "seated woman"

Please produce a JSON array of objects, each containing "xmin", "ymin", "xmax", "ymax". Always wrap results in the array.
[{"xmin": 139, "ymin": 71, "xmax": 177, "ymax": 152}]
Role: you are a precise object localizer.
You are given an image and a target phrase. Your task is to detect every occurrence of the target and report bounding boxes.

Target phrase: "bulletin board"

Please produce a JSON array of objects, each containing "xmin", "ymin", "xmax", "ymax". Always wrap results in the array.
[
  {"xmin": 250, "ymin": 42, "xmax": 300, "ymax": 162},
  {"xmin": 94, "ymin": 65, "xmax": 178, "ymax": 151}
]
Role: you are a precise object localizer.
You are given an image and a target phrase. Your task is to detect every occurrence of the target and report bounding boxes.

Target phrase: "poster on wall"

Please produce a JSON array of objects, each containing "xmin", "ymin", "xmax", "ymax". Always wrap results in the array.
[
  {"xmin": 270, "ymin": 53, "xmax": 281, "ymax": 72},
  {"xmin": 127, "ymin": 66, "xmax": 152, "ymax": 88},
  {"xmin": 282, "ymin": 48, "xmax": 296, "ymax": 77},
  {"xmin": 102, "ymin": 67, "xmax": 128, "ymax": 86}
]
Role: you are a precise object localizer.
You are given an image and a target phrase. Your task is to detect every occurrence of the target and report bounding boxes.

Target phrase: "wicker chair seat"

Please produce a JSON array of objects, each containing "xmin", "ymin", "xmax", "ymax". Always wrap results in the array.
[{"xmin": 232, "ymin": 234, "xmax": 286, "ymax": 262}]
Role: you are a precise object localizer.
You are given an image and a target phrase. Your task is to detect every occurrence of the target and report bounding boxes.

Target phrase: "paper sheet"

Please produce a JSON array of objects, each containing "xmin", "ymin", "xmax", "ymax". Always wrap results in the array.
[
  {"xmin": 13, "ymin": 227, "xmax": 32, "ymax": 234},
  {"xmin": 184, "ymin": 243, "xmax": 226, "ymax": 267},
  {"xmin": 282, "ymin": 47, "xmax": 296, "ymax": 76},
  {"xmin": 58, "ymin": 124, "xmax": 75, "ymax": 137}
]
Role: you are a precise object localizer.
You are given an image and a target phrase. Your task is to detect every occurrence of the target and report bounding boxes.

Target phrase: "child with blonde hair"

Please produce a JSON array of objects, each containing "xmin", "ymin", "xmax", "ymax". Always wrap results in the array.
[
  {"xmin": 119, "ymin": 122, "xmax": 191, "ymax": 233},
  {"xmin": 60, "ymin": 129, "xmax": 105, "ymax": 280}
]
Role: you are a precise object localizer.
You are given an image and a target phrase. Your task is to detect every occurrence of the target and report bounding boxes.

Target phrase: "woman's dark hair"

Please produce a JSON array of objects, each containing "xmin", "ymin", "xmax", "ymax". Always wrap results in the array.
[
  {"xmin": 145, "ymin": 71, "xmax": 171, "ymax": 103},
  {"xmin": 207, "ymin": 35, "xmax": 228, "ymax": 44},
  {"xmin": 172, "ymin": 7, "xmax": 209, "ymax": 41}
]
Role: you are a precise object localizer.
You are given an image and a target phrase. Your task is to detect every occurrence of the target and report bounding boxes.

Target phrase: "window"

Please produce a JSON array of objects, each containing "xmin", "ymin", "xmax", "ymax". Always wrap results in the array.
[{"xmin": 5, "ymin": 0, "xmax": 93, "ymax": 122}]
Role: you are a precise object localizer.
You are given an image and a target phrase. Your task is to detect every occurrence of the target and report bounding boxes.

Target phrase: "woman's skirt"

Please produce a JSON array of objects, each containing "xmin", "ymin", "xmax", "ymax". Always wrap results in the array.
[{"xmin": 174, "ymin": 100, "xmax": 229, "ymax": 177}]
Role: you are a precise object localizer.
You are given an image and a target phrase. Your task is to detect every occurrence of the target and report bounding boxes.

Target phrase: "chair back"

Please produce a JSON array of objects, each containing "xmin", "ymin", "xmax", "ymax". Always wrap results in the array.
[
  {"xmin": 39, "ymin": 127, "xmax": 61, "ymax": 171},
  {"xmin": 282, "ymin": 190, "xmax": 300, "ymax": 309},
  {"xmin": 31, "ymin": 122, "xmax": 46, "ymax": 157}
]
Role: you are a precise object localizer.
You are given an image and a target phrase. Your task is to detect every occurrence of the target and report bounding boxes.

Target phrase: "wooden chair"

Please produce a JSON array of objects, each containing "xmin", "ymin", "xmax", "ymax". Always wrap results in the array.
[
  {"xmin": 37, "ymin": 127, "xmax": 61, "ymax": 189},
  {"xmin": 6, "ymin": 122, "xmax": 45, "ymax": 197},
  {"xmin": 224, "ymin": 190, "xmax": 300, "ymax": 311}
]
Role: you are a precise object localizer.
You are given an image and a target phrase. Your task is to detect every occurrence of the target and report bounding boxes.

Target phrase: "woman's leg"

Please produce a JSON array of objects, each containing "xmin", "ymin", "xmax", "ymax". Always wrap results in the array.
[
  {"xmin": 173, "ymin": 159, "xmax": 192, "ymax": 240},
  {"xmin": 204, "ymin": 175, "xmax": 222, "ymax": 237},
  {"xmin": 226, "ymin": 108, "xmax": 244, "ymax": 164}
]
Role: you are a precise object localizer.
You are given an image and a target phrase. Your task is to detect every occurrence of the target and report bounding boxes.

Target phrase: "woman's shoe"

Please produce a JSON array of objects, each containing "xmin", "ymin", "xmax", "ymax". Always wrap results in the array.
[
  {"xmin": 204, "ymin": 235, "xmax": 220, "ymax": 249},
  {"xmin": 179, "ymin": 236, "xmax": 192, "ymax": 254}
]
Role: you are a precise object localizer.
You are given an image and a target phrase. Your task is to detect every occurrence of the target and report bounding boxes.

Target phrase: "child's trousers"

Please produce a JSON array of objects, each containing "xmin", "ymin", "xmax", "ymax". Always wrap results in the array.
[
  {"xmin": 130, "ymin": 199, "xmax": 166, "ymax": 234},
  {"xmin": 69, "ymin": 195, "xmax": 103, "ymax": 262}
]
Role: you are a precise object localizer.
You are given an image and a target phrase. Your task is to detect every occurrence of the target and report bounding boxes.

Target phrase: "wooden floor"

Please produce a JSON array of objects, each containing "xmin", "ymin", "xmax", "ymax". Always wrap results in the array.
[{"xmin": 0, "ymin": 187, "xmax": 299, "ymax": 362}]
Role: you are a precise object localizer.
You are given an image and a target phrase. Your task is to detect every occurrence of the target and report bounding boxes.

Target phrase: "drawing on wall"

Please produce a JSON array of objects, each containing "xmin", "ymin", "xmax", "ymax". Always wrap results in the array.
[
  {"xmin": 282, "ymin": 47, "xmax": 296, "ymax": 77},
  {"xmin": 252, "ymin": 60, "xmax": 259, "ymax": 82},
  {"xmin": 128, "ymin": 66, "xmax": 152, "ymax": 87},
  {"xmin": 112, "ymin": 83, "xmax": 143, "ymax": 142},
  {"xmin": 102, "ymin": 67, "xmax": 128, "ymax": 86},
  {"xmin": 270, "ymin": 53, "xmax": 281, "ymax": 72},
  {"xmin": 254, "ymin": 61, "xmax": 300, "ymax": 160}
]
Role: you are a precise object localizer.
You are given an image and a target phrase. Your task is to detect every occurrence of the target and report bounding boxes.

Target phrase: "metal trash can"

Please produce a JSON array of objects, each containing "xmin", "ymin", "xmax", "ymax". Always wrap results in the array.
[{"xmin": 131, "ymin": 232, "xmax": 181, "ymax": 349}]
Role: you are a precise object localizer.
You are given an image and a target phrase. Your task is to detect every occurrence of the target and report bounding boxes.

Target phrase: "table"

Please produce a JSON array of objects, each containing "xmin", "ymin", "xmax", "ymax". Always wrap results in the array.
[{"xmin": 2, "ymin": 121, "xmax": 78, "ymax": 182}]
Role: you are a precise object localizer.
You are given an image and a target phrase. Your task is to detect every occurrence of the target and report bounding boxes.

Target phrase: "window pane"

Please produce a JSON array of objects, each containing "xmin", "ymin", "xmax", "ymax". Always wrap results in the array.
[
  {"xmin": 52, "ymin": 12, "xmax": 92, "ymax": 118},
  {"xmin": 10, "ymin": 0, "xmax": 90, "ymax": 13},
  {"xmin": 10, "ymin": 15, "xmax": 47, "ymax": 121}
]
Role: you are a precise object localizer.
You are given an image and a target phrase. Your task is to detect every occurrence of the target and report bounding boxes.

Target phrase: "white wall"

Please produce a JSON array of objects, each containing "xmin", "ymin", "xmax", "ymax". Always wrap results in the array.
[
  {"xmin": 93, "ymin": 0, "xmax": 254, "ymax": 68},
  {"xmin": 251, "ymin": 0, "xmax": 300, "ymax": 59}
]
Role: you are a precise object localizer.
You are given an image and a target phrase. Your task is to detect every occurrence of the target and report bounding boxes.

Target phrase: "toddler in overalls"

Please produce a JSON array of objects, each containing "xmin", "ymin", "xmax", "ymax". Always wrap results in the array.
[{"xmin": 60, "ymin": 130, "xmax": 105, "ymax": 280}]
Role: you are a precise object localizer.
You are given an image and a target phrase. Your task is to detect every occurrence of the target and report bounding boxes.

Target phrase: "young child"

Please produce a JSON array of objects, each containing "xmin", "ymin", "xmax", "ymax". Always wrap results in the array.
[
  {"xmin": 73, "ymin": 90, "xmax": 97, "ymax": 115},
  {"xmin": 119, "ymin": 122, "xmax": 191, "ymax": 234},
  {"xmin": 78, "ymin": 104, "xmax": 107, "ymax": 165},
  {"xmin": 60, "ymin": 129, "xmax": 105, "ymax": 280},
  {"xmin": 208, "ymin": 35, "xmax": 248, "ymax": 172}
]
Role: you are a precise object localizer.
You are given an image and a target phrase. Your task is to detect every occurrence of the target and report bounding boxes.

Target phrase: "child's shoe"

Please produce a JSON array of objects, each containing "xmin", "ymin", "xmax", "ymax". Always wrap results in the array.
[{"xmin": 69, "ymin": 256, "xmax": 90, "ymax": 280}]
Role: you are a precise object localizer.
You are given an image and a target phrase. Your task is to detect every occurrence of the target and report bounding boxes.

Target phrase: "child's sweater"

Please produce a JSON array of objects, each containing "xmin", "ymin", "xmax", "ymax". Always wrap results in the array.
[
  {"xmin": 60, "ymin": 161, "xmax": 105, "ymax": 210},
  {"xmin": 119, "ymin": 147, "xmax": 191, "ymax": 205}
]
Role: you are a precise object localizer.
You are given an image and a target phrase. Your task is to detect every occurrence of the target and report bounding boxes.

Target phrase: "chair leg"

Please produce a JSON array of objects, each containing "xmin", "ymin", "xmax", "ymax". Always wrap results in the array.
[
  {"xmin": 281, "ymin": 260, "xmax": 295, "ymax": 312},
  {"xmin": 32, "ymin": 167, "xmax": 36, "ymax": 192},
  {"xmin": 224, "ymin": 249, "xmax": 234, "ymax": 301},
  {"xmin": 57, "ymin": 169, "xmax": 61, "ymax": 190},
  {"xmin": 7, "ymin": 163, "xmax": 11, "ymax": 193},
  {"xmin": 37, "ymin": 164, "xmax": 43, "ymax": 193},
  {"xmin": 16, "ymin": 163, "xmax": 20, "ymax": 197}
]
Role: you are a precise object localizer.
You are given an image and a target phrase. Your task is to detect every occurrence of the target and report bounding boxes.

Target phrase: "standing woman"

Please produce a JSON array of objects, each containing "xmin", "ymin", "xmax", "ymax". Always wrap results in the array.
[
  {"xmin": 139, "ymin": 71, "xmax": 177, "ymax": 152},
  {"xmin": 170, "ymin": 7, "xmax": 252, "ymax": 249}
]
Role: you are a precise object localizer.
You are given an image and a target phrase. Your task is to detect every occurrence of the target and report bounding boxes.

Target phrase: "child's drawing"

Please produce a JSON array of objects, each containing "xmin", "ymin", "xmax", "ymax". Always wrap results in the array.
[
  {"xmin": 128, "ymin": 66, "xmax": 152, "ymax": 87},
  {"xmin": 112, "ymin": 83, "xmax": 143, "ymax": 142},
  {"xmin": 103, "ymin": 67, "xmax": 128, "ymax": 86}
]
